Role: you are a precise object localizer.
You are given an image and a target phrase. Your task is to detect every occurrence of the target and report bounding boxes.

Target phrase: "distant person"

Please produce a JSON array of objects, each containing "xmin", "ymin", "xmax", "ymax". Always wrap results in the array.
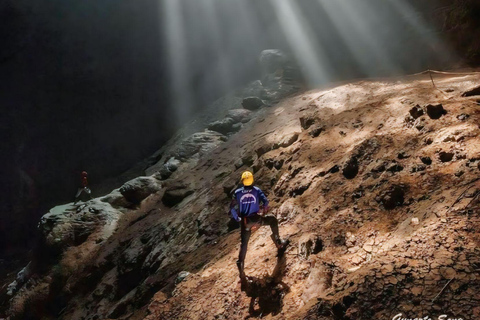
[
  {"xmin": 230, "ymin": 171, "xmax": 289, "ymax": 282},
  {"xmin": 74, "ymin": 171, "xmax": 92, "ymax": 204}
]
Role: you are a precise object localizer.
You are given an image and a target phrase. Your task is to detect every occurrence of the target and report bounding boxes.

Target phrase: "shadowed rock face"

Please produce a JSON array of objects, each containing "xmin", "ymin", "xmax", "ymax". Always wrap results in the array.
[
  {"xmin": 242, "ymin": 97, "xmax": 265, "ymax": 111},
  {"xmin": 162, "ymin": 185, "xmax": 194, "ymax": 207},
  {"xmin": 462, "ymin": 85, "xmax": 480, "ymax": 97}
]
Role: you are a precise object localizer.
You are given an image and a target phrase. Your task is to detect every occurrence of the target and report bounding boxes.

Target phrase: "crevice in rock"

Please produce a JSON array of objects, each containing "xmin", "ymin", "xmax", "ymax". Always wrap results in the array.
[
  {"xmin": 343, "ymin": 157, "xmax": 359, "ymax": 180},
  {"xmin": 462, "ymin": 86, "xmax": 480, "ymax": 97},
  {"xmin": 439, "ymin": 152, "xmax": 454, "ymax": 163},
  {"xmin": 376, "ymin": 185, "xmax": 406, "ymax": 210}
]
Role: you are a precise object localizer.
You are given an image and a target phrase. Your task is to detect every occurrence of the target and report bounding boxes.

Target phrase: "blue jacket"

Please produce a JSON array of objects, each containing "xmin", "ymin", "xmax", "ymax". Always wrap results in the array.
[{"xmin": 230, "ymin": 186, "xmax": 269, "ymax": 221}]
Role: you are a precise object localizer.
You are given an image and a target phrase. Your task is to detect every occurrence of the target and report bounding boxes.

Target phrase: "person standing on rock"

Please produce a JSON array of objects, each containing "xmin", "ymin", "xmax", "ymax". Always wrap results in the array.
[
  {"xmin": 74, "ymin": 171, "xmax": 93, "ymax": 204},
  {"xmin": 230, "ymin": 171, "xmax": 289, "ymax": 281}
]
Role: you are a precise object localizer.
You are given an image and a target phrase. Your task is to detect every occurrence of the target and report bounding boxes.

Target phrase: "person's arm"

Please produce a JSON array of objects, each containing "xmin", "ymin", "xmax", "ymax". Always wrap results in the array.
[
  {"xmin": 256, "ymin": 187, "xmax": 269, "ymax": 214},
  {"xmin": 230, "ymin": 194, "xmax": 241, "ymax": 222}
]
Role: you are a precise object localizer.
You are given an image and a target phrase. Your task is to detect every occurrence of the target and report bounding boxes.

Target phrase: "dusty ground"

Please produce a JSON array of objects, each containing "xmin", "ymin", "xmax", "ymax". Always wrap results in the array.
[
  {"xmin": 3, "ymin": 73, "xmax": 480, "ymax": 320},
  {"xmin": 145, "ymin": 73, "xmax": 480, "ymax": 320}
]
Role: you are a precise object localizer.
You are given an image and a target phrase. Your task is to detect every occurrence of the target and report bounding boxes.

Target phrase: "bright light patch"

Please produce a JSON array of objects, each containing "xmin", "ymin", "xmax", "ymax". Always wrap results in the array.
[
  {"xmin": 268, "ymin": 0, "xmax": 332, "ymax": 86},
  {"xmin": 161, "ymin": 0, "xmax": 192, "ymax": 123}
]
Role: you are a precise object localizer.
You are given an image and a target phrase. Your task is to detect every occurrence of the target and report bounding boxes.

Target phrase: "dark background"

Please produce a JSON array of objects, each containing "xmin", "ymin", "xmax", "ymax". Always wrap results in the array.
[{"xmin": 1, "ymin": 0, "xmax": 479, "ymax": 257}]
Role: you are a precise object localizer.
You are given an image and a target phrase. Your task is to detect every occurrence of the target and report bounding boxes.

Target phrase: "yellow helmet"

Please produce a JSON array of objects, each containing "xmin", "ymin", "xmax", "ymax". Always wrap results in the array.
[{"xmin": 241, "ymin": 171, "xmax": 254, "ymax": 186}]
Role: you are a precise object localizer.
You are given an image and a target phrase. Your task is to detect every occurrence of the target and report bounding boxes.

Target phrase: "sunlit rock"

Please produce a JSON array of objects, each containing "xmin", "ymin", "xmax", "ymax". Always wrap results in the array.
[
  {"xmin": 119, "ymin": 176, "xmax": 161, "ymax": 204},
  {"xmin": 207, "ymin": 117, "xmax": 239, "ymax": 135},
  {"xmin": 226, "ymin": 109, "xmax": 252, "ymax": 123}
]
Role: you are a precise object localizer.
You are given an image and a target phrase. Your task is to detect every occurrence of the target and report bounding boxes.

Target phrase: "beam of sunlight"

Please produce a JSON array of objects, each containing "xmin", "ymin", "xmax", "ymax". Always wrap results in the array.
[
  {"xmin": 268, "ymin": 0, "xmax": 332, "ymax": 86},
  {"xmin": 200, "ymin": 0, "xmax": 233, "ymax": 93},
  {"xmin": 161, "ymin": 0, "xmax": 192, "ymax": 123},
  {"xmin": 384, "ymin": 0, "xmax": 454, "ymax": 65},
  {"xmin": 229, "ymin": 0, "xmax": 263, "ymax": 50},
  {"xmin": 318, "ymin": 0, "xmax": 381, "ymax": 77},
  {"xmin": 321, "ymin": 0, "xmax": 401, "ymax": 76}
]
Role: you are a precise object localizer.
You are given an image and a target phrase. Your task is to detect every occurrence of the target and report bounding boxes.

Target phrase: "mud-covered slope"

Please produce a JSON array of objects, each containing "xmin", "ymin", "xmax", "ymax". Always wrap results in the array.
[
  {"xmin": 4, "ymin": 72, "xmax": 480, "ymax": 320},
  {"xmin": 143, "ymin": 74, "xmax": 480, "ymax": 320}
]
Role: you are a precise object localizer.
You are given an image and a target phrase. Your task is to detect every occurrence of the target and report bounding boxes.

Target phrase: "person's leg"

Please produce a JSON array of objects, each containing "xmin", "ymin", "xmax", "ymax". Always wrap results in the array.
[
  {"xmin": 74, "ymin": 188, "xmax": 83, "ymax": 204},
  {"xmin": 237, "ymin": 218, "xmax": 251, "ymax": 279},
  {"xmin": 261, "ymin": 215, "xmax": 289, "ymax": 252},
  {"xmin": 261, "ymin": 215, "xmax": 280, "ymax": 239},
  {"xmin": 85, "ymin": 187, "xmax": 93, "ymax": 199}
]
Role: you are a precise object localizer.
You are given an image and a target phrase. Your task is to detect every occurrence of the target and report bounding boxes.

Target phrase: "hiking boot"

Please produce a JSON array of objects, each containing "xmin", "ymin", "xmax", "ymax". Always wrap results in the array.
[
  {"xmin": 271, "ymin": 234, "xmax": 290, "ymax": 254},
  {"xmin": 274, "ymin": 237, "xmax": 290, "ymax": 256}
]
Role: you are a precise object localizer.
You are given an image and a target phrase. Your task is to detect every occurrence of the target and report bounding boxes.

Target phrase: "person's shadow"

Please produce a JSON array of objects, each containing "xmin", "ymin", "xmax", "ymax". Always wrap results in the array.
[{"xmin": 241, "ymin": 253, "xmax": 290, "ymax": 317}]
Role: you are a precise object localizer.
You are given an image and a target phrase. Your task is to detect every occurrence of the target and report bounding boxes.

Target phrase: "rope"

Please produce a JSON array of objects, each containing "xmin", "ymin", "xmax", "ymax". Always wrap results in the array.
[
  {"xmin": 402, "ymin": 69, "xmax": 480, "ymax": 97},
  {"xmin": 406, "ymin": 69, "xmax": 480, "ymax": 77},
  {"xmin": 429, "ymin": 71, "xmax": 449, "ymax": 98}
]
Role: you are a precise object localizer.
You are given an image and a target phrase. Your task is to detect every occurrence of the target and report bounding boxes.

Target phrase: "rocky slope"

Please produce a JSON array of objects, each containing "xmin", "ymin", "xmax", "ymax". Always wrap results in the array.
[{"xmin": 2, "ymin": 64, "xmax": 480, "ymax": 319}]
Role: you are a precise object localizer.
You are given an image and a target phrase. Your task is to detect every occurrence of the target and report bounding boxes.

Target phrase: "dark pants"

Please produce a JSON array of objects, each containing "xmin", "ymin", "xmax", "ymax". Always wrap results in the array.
[{"xmin": 238, "ymin": 214, "xmax": 280, "ymax": 265}]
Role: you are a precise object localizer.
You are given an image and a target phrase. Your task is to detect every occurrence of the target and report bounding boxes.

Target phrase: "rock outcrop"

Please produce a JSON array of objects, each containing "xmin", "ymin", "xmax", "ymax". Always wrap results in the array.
[
  {"xmin": 3, "ymin": 73, "xmax": 480, "ymax": 320},
  {"xmin": 119, "ymin": 176, "xmax": 161, "ymax": 204}
]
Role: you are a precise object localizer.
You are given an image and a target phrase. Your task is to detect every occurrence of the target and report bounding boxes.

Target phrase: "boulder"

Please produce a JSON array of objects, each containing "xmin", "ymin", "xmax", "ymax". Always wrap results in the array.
[
  {"xmin": 240, "ymin": 80, "xmax": 268, "ymax": 99},
  {"xmin": 207, "ymin": 117, "xmax": 238, "ymax": 135},
  {"xmin": 242, "ymin": 97, "xmax": 265, "ymax": 110},
  {"xmin": 100, "ymin": 189, "xmax": 131, "ymax": 208},
  {"xmin": 119, "ymin": 176, "xmax": 161, "ymax": 204},
  {"xmin": 274, "ymin": 132, "xmax": 299, "ymax": 149},
  {"xmin": 162, "ymin": 185, "xmax": 194, "ymax": 207},
  {"xmin": 259, "ymin": 49, "xmax": 302, "ymax": 102},
  {"xmin": 156, "ymin": 157, "xmax": 182, "ymax": 180},
  {"xmin": 409, "ymin": 105, "xmax": 424, "ymax": 119},
  {"xmin": 426, "ymin": 104, "xmax": 447, "ymax": 119},
  {"xmin": 226, "ymin": 109, "xmax": 252, "ymax": 123},
  {"xmin": 259, "ymin": 49, "xmax": 289, "ymax": 74},
  {"xmin": 38, "ymin": 201, "xmax": 121, "ymax": 254},
  {"xmin": 171, "ymin": 131, "xmax": 227, "ymax": 162}
]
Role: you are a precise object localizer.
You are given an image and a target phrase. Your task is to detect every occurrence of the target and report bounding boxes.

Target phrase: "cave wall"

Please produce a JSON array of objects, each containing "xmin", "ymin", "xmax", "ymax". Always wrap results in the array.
[{"xmin": 1, "ymin": 0, "xmax": 479, "ymax": 257}]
